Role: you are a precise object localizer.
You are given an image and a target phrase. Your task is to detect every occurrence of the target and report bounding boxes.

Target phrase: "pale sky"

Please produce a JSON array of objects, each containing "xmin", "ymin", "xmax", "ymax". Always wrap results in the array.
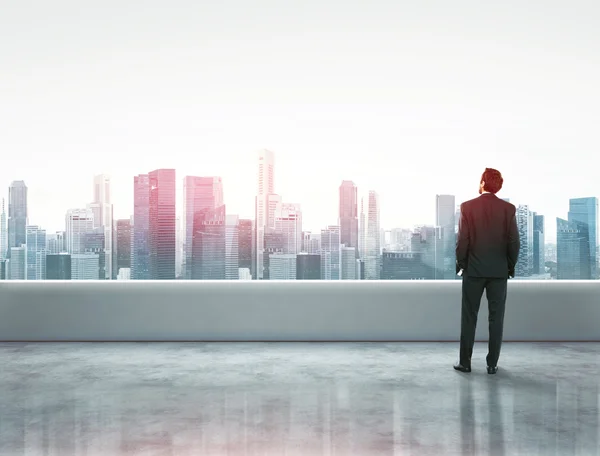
[{"xmin": 1, "ymin": 0, "xmax": 600, "ymax": 242}]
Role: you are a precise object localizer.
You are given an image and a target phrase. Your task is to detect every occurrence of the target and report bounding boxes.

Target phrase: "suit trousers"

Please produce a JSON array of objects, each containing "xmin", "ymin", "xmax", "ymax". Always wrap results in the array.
[{"xmin": 459, "ymin": 275, "xmax": 508, "ymax": 367}]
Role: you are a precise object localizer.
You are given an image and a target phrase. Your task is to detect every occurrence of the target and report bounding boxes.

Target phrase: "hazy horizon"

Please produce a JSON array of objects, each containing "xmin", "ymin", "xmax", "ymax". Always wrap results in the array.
[{"xmin": 2, "ymin": 0, "xmax": 600, "ymax": 241}]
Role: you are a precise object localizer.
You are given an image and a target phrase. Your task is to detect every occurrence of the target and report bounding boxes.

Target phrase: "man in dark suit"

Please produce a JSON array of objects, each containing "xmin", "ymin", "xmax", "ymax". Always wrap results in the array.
[{"xmin": 453, "ymin": 168, "xmax": 520, "ymax": 375}]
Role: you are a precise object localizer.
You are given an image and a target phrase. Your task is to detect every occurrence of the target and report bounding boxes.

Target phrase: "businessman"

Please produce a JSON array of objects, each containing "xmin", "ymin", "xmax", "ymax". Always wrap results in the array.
[{"xmin": 453, "ymin": 168, "xmax": 520, "ymax": 375}]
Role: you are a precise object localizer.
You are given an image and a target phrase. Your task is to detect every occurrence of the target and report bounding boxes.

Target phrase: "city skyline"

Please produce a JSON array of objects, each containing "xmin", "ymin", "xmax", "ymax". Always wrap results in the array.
[
  {"xmin": 1, "ymin": 164, "xmax": 597, "ymax": 244},
  {"xmin": 2, "ymin": 1, "xmax": 600, "ymax": 242},
  {"xmin": 2, "ymin": 165, "xmax": 598, "ymax": 281}
]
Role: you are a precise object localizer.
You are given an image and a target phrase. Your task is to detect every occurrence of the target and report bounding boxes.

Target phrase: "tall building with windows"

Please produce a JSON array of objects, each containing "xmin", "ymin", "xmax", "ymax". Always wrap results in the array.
[
  {"xmin": 65, "ymin": 208, "xmax": 94, "ymax": 254},
  {"xmin": 35, "ymin": 251, "xmax": 47, "ymax": 280},
  {"xmin": 302, "ymin": 232, "xmax": 321, "ymax": 254},
  {"xmin": 557, "ymin": 217, "xmax": 591, "ymax": 279},
  {"xmin": 132, "ymin": 174, "xmax": 150, "ymax": 280},
  {"xmin": 191, "ymin": 205, "xmax": 226, "ymax": 280},
  {"xmin": 436, "ymin": 194, "xmax": 456, "ymax": 279},
  {"xmin": 268, "ymin": 254, "xmax": 297, "ymax": 280},
  {"xmin": 359, "ymin": 197, "xmax": 366, "ymax": 260},
  {"xmin": 263, "ymin": 230, "xmax": 285, "ymax": 280},
  {"xmin": 341, "ymin": 246, "xmax": 357, "ymax": 279},
  {"xmin": 238, "ymin": 219, "xmax": 253, "ymax": 278},
  {"xmin": 225, "ymin": 215, "xmax": 240, "ymax": 280},
  {"xmin": 339, "ymin": 181, "xmax": 359, "ymax": 256},
  {"xmin": 82, "ymin": 228, "xmax": 106, "ymax": 280},
  {"xmin": 148, "ymin": 169, "xmax": 176, "ymax": 280},
  {"xmin": 365, "ymin": 191, "xmax": 381, "ymax": 280},
  {"xmin": 26, "ymin": 225, "xmax": 46, "ymax": 280},
  {"xmin": 115, "ymin": 219, "xmax": 131, "ymax": 279},
  {"xmin": 176, "ymin": 216, "xmax": 183, "ymax": 278},
  {"xmin": 183, "ymin": 176, "xmax": 224, "ymax": 279},
  {"xmin": 9, "ymin": 246, "xmax": 26, "ymax": 280},
  {"xmin": 46, "ymin": 231, "xmax": 66, "ymax": 254},
  {"xmin": 274, "ymin": 203, "xmax": 302, "ymax": 254},
  {"xmin": 568, "ymin": 197, "xmax": 598, "ymax": 279},
  {"xmin": 412, "ymin": 225, "xmax": 443, "ymax": 279},
  {"xmin": 71, "ymin": 253, "xmax": 100, "ymax": 280},
  {"xmin": 46, "ymin": 253, "xmax": 71, "ymax": 280},
  {"xmin": 254, "ymin": 149, "xmax": 275, "ymax": 280},
  {"xmin": 321, "ymin": 225, "xmax": 341, "ymax": 280},
  {"xmin": 0, "ymin": 259, "xmax": 8, "ymax": 280},
  {"xmin": 0, "ymin": 198, "xmax": 6, "ymax": 260},
  {"xmin": 516, "ymin": 205, "xmax": 534, "ymax": 277},
  {"xmin": 533, "ymin": 213, "xmax": 545, "ymax": 275},
  {"xmin": 88, "ymin": 174, "xmax": 113, "ymax": 279},
  {"xmin": 7, "ymin": 181, "xmax": 28, "ymax": 260},
  {"xmin": 381, "ymin": 251, "xmax": 432, "ymax": 280},
  {"xmin": 296, "ymin": 253, "xmax": 321, "ymax": 279}
]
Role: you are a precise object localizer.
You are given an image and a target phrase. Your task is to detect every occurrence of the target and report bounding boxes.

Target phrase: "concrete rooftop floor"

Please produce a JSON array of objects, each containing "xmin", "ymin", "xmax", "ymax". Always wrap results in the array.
[{"xmin": 0, "ymin": 342, "xmax": 599, "ymax": 455}]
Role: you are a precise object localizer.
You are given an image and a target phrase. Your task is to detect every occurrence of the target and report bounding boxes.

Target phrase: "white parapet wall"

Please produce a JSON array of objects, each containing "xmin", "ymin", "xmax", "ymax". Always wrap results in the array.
[{"xmin": 0, "ymin": 280, "xmax": 599, "ymax": 341}]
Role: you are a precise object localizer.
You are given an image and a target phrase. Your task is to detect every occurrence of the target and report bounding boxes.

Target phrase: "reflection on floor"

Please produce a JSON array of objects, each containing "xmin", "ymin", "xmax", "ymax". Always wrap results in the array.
[{"xmin": 0, "ymin": 342, "xmax": 599, "ymax": 455}]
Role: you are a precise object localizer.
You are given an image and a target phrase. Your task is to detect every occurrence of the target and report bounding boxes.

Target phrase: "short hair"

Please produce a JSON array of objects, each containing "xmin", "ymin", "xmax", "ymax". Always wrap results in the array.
[{"xmin": 481, "ymin": 168, "xmax": 503, "ymax": 194}]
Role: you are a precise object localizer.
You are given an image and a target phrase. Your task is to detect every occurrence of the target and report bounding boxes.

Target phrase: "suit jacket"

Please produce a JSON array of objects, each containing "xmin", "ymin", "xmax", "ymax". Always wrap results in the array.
[{"xmin": 456, "ymin": 193, "xmax": 520, "ymax": 278}]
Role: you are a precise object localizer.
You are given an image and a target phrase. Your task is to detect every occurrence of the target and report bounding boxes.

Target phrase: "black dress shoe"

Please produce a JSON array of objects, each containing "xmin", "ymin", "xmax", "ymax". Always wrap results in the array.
[
  {"xmin": 487, "ymin": 366, "xmax": 498, "ymax": 374},
  {"xmin": 453, "ymin": 363, "xmax": 471, "ymax": 373}
]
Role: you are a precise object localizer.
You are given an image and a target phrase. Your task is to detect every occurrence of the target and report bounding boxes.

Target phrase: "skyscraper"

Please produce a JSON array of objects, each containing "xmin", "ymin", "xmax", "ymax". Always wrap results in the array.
[
  {"xmin": 9, "ymin": 246, "xmax": 26, "ymax": 280},
  {"xmin": 321, "ymin": 225, "xmax": 341, "ymax": 280},
  {"xmin": 263, "ymin": 230, "xmax": 285, "ymax": 280},
  {"xmin": 183, "ymin": 176, "xmax": 224, "ymax": 279},
  {"xmin": 82, "ymin": 228, "xmax": 106, "ymax": 280},
  {"xmin": 226, "ymin": 215, "xmax": 240, "ymax": 280},
  {"xmin": 46, "ymin": 231, "xmax": 66, "ymax": 254},
  {"xmin": 436, "ymin": 194, "xmax": 456, "ymax": 279},
  {"xmin": 274, "ymin": 202, "xmax": 302, "ymax": 254},
  {"xmin": 148, "ymin": 169, "xmax": 176, "ymax": 280},
  {"xmin": 268, "ymin": 254, "xmax": 297, "ymax": 280},
  {"xmin": 88, "ymin": 174, "xmax": 113, "ymax": 279},
  {"xmin": 341, "ymin": 246, "xmax": 357, "ymax": 279},
  {"xmin": 71, "ymin": 253, "xmax": 100, "ymax": 280},
  {"xmin": 302, "ymin": 232, "xmax": 321, "ymax": 254},
  {"xmin": 365, "ymin": 191, "xmax": 381, "ymax": 280},
  {"xmin": 132, "ymin": 174, "xmax": 150, "ymax": 280},
  {"xmin": 114, "ymin": 219, "xmax": 131, "ymax": 279},
  {"xmin": 516, "ymin": 205, "xmax": 534, "ymax": 277},
  {"xmin": 176, "ymin": 216, "xmax": 182, "ymax": 278},
  {"xmin": 412, "ymin": 225, "xmax": 444, "ymax": 279},
  {"xmin": 26, "ymin": 225, "xmax": 46, "ymax": 280},
  {"xmin": 296, "ymin": 253, "xmax": 321, "ymax": 279},
  {"xmin": 339, "ymin": 181, "xmax": 359, "ymax": 256},
  {"xmin": 557, "ymin": 217, "xmax": 591, "ymax": 279},
  {"xmin": 65, "ymin": 208, "xmax": 94, "ymax": 254},
  {"xmin": 255, "ymin": 149, "xmax": 275, "ymax": 279},
  {"xmin": 238, "ymin": 219, "xmax": 253, "ymax": 278},
  {"xmin": 533, "ymin": 213, "xmax": 545, "ymax": 275},
  {"xmin": 191, "ymin": 205, "xmax": 226, "ymax": 280},
  {"xmin": 7, "ymin": 181, "xmax": 28, "ymax": 259},
  {"xmin": 568, "ymin": 197, "xmax": 598, "ymax": 279},
  {"xmin": 46, "ymin": 253, "xmax": 71, "ymax": 280},
  {"xmin": 359, "ymin": 197, "xmax": 366, "ymax": 260},
  {"xmin": 0, "ymin": 198, "xmax": 6, "ymax": 261}
]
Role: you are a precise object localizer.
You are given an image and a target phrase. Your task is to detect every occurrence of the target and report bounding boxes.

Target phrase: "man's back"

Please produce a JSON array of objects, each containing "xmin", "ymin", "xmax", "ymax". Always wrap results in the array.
[{"xmin": 456, "ymin": 193, "xmax": 520, "ymax": 278}]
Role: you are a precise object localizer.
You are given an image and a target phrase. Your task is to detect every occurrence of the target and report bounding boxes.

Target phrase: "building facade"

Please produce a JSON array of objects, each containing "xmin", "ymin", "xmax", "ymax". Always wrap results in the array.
[
  {"xmin": 7, "ymin": 181, "xmax": 28, "ymax": 259},
  {"xmin": 148, "ymin": 169, "xmax": 176, "ymax": 280},
  {"xmin": 183, "ymin": 176, "xmax": 223, "ymax": 279},
  {"xmin": 132, "ymin": 174, "xmax": 150, "ymax": 280},
  {"xmin": 254, "ymin": 149, "xmax": 275, "ymax": 279},
  {"xmin": 339, "ymin": 181, "xmax": 359, "ymax": 256},
  {"xmin": 568, "ymin": 197, "xmax": 598, "ymax": 279}
]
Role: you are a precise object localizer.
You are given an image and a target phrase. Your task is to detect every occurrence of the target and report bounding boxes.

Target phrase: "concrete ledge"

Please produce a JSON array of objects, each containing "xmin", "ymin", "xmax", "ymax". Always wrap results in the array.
[{"xmin": 0, "ymin": 281, "xmax": 599, "ymax": 341}]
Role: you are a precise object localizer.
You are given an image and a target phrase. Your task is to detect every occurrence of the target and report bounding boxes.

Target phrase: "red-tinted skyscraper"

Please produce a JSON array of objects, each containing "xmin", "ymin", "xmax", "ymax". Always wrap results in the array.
[
  {"xmin": 149, "ymin": 169, "xmax": 176, "ymax": 280},
  {"xmin": 339, "ymin": 181, "xmax": 358, "ymax": 257}
]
